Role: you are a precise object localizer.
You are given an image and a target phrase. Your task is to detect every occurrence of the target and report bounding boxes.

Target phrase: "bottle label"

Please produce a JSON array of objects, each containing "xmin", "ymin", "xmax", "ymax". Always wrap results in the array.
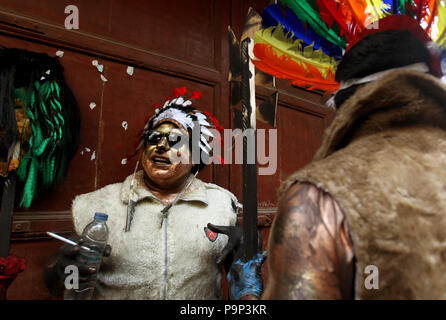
[{"xmin": 78, "ymin": 249, "xmax": 102, "ymax": 267}]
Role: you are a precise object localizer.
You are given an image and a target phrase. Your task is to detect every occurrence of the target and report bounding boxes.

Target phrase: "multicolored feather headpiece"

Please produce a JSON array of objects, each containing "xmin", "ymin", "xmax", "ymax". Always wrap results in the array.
[{"xmin": 253, "ymin": 0, "xmax": 446, "ymax": 92}]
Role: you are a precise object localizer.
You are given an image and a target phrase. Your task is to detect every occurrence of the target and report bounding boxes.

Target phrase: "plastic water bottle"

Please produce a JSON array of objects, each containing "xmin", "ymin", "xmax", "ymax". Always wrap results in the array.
[{"xmin": 64, "ymin": 212, "xmax": 109, "ymax": 300}]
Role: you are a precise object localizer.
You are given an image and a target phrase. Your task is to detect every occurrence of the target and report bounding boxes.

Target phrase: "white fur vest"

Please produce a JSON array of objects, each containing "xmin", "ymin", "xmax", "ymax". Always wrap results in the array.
[{"xmin": 72, "ymin": 171, "xmax": 238, "ymax": 300}]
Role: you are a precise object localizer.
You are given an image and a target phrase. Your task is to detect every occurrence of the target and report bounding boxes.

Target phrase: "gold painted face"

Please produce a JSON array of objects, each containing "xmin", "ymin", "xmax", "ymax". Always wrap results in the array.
[{"xmin": 142, "ymin": 122, "xmax": 193, "ymax": 189}]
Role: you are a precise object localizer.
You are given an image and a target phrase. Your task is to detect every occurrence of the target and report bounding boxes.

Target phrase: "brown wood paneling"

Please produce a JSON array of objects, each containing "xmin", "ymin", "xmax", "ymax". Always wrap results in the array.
[
  {"xmin": 257, "ymin": 107, "xmax": 281, "ymax": 208},
  {"xmin": 0, "ymin": 0, "xmax": 220, "ymax": 69},
  {"xmin": 279, "ymin": 106, "xmax": 326, "ymax": 179},
  {"xmin": 109, "ymin": 0, "xmax": 218, "ymax": 69},
  {"xmin": 0, "ymin": 5, "xmax": 222, "ymax": 85}
]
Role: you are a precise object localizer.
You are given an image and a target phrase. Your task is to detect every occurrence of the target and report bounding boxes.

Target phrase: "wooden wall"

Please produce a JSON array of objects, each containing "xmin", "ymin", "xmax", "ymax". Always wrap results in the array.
[{"xmin": 0, "ymin": 0, "xmax": 334, "ymax": 299}]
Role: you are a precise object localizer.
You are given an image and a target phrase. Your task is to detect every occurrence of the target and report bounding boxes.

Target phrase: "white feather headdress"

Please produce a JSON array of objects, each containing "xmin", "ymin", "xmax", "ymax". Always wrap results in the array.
[{"xmin": 134, "ymin": 87, "xmax": 223, "ymax": 157}]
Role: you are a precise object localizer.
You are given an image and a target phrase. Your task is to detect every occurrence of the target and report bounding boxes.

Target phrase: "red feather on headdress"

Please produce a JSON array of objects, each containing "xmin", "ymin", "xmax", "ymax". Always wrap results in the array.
[
  {"xmin": 190, "ymin": 91, "xmax": 202, "ymax": 99},
  {"xmin": 173, "ymin": 86, "xmax": 187, "ymax": 98},
  {"xmin": 203, "ymin": 110, "xmax": 225, "ymax": 165}
]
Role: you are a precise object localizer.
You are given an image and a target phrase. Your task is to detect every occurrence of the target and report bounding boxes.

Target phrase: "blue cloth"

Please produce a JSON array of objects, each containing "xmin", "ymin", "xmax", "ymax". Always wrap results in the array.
[
  {"xmin": 228, "ymin": 251, "xmax": 267, "ymax": 300},
  {"xmin": 262, "ymin": 4, "xmax": 344, "ymax": 59}
]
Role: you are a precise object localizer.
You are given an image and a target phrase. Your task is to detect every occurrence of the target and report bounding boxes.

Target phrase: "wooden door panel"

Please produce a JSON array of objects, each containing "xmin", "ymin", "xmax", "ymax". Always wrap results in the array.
[
  {"xmin": 109, "ymin": 0, "xmax": 217, "ymax": 69},
  {"xmin": 0, "ymin": 0, "xmax": 219, "ymax": 70},
  {"xmin": 279, "ymin": 106, "xmax": 326, "ymax": 180},
  {"xmin": 257, "ymin": 113, "xmax": 281, "ymax": 209}
]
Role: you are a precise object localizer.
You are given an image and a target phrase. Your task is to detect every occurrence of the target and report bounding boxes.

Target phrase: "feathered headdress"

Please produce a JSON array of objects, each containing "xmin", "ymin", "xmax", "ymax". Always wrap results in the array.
[
  {"xmin": 133, "ymin": 86, "xmax": 224, "ymax": 167},
  {"xmin": 0, "ymin": 48, "xmax": 80, "ymax": 208},
  {"xmin": 253, "ymin": 0, "xmax": 446, "ymax": 92}
]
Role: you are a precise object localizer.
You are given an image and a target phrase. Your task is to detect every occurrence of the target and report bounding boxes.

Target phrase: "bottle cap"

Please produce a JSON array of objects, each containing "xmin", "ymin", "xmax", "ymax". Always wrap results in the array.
[{"xmin": 94, "ymin": 212, "xmax": 108, "ymax": 221}]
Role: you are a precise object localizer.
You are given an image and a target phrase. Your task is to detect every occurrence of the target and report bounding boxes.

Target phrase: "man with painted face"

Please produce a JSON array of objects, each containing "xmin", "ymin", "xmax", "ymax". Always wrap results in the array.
[{"xmin": 44, "ymin": 88, "xmax": 239, "ymax": 299}]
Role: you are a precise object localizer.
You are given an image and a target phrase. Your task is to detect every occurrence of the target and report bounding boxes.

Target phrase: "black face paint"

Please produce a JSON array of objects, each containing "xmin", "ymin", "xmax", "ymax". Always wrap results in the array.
[{"xmin": 145, "ymin": 130, "xmax": 187, "ymax": 149}]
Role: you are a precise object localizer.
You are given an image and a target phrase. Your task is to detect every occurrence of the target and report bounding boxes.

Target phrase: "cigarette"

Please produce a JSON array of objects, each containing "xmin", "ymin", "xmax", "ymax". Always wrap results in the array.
[{"xmin": 47, "ymin": 232, "xmax": 92, "ymax": 251}]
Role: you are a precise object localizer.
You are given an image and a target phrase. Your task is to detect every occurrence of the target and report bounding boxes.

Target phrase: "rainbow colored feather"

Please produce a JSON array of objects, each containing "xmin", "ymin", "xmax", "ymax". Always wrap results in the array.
[{"xmin": 253, "ymin": 0, "xmax": 446, "ymax": 92}]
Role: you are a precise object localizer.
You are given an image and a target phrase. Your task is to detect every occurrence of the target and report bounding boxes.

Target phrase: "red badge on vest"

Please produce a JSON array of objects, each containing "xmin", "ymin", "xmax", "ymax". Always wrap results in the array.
[{"xmin": 204, "ymin": 227, "xmax": 218, "ymax": 242}]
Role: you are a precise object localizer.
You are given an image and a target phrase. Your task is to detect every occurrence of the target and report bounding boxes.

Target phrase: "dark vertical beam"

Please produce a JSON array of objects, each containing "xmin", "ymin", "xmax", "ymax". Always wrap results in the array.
[
  {"xmin": 0, "ymin": 174, "xmax": 16, "ymax": 257},
  {"xmin": 241, "ymin": 37, "xmax": 258, "ymax": 262}
]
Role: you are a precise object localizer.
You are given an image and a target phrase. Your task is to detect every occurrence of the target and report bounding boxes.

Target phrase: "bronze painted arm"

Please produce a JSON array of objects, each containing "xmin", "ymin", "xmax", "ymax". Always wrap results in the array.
[{"xmin": 263, "ymin": 182, "xmax": 355, "ymax": 299}]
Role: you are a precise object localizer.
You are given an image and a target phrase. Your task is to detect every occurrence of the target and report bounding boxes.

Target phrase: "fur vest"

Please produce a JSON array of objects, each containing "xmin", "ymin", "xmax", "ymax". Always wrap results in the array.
[
  {"xmin": 280, "ymin": 71, "xmax": 446, "ymax": 299},
  {"xmin": 72, "ymin": 171, "xmax": 238, "ymax": 299}
]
